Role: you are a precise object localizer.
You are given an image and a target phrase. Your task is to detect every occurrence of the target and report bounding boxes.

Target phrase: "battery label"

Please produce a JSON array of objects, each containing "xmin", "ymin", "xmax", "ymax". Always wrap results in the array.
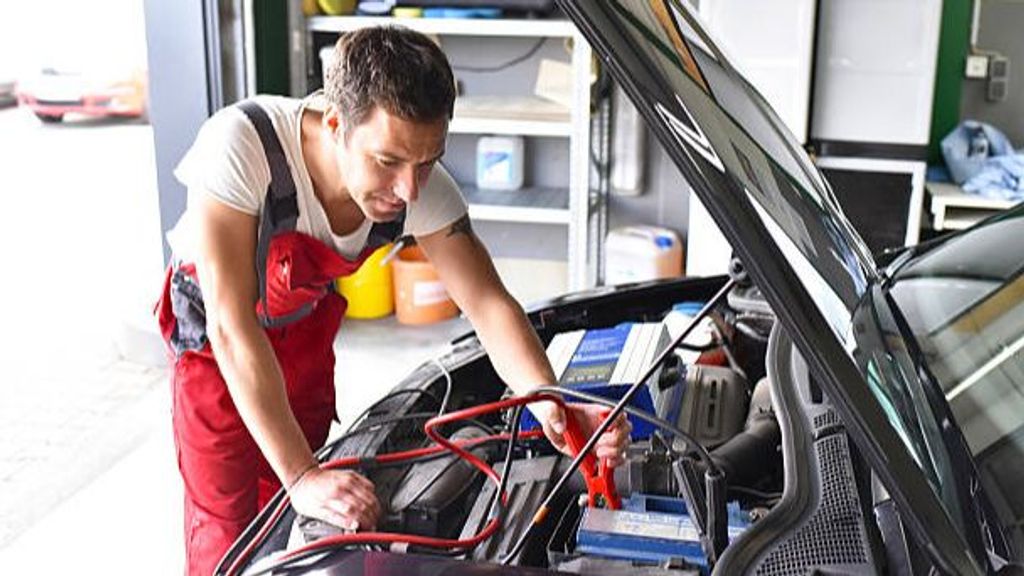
[{"xmin": 583, "ymin": 508, "xmax": 700, "ymax": 542}]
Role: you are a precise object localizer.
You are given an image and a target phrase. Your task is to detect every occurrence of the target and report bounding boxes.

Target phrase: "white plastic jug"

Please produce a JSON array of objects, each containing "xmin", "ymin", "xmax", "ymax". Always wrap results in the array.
[
  {"xmin": 605, "ymin": 226, "xmax": 683, "ymax": 285},
  {"xmin": 476, "ymin": 136, "xmax": 524, "ymax": 190}
]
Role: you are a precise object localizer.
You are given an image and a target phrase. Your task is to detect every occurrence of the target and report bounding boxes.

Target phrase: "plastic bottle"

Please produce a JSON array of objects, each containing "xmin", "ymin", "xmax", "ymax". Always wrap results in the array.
[
  {"xmin": 476, "ymin": 136, "xmax": 525, "ymax": 191},
  {"xmin": 604, "ymin": 226, "xmax": 684, "ymax": 285},
  {"xmin": 335, "ymin": 243, "xmax": 394, "ymax": 319},
  {"xmin": 391, "ymin": 246, "xmax": 459, "ymax": 325}
]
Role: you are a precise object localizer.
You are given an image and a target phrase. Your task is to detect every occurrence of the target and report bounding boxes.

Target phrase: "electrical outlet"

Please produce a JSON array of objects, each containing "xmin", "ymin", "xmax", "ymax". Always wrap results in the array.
[
  {"xmin": 989, "ymin": 56, "xmax": 1010, "ymax": 80},
  {"xmin": 986, "ymin": 56, "xmax": 1010, "ymax": 102},
  {"xmin": 966, "ymin": 54, "xmax": 989, "ymax": 79},
  {"xmin": 987, "ymin": 78, "xmax": 1009, "ymax": 102}
]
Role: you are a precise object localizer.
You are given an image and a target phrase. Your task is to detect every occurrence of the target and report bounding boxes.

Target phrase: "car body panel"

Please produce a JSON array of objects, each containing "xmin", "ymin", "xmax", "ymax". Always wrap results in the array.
[{"xmin": 890, "ymin": 209, "xmax": 1024, "ymax": 554}]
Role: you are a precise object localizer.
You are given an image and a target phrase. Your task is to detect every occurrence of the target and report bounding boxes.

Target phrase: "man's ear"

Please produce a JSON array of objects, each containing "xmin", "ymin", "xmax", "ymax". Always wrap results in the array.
[{"xmin": 323, "ymin": 106, "xmax": 342, "ymax": 138}]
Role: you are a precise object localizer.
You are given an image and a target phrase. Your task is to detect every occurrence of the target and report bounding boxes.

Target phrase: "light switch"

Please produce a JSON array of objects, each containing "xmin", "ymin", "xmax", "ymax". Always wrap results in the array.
[{"xmin": 965, "ymin": 54, "xmax": 989, "ymax": 79}]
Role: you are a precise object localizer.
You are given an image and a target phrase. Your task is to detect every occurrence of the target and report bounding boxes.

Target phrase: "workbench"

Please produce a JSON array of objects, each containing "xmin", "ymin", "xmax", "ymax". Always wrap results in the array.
[{"xmin": 927, "ymin": 181, "xmax": 1020, "ymax": 231}]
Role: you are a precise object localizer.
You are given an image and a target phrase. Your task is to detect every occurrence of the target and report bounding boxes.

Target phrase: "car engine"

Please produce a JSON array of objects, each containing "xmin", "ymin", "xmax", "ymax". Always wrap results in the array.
[{"xmin": 223, "ymin": 266, "xmax": 885, "ymax": 575}]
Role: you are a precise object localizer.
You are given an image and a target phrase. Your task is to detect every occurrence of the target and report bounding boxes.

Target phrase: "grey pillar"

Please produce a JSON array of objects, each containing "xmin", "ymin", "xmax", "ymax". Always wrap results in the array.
[{"xmin": 144, "ymin": 0, "xmax": 245, "ymax": 263}]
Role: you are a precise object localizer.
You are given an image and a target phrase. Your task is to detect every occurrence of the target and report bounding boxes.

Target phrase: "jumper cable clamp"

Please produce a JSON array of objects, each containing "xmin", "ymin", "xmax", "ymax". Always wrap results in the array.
[{"xmin": 563, "ymin": 409, "xmax": 621, "ymax": 509}]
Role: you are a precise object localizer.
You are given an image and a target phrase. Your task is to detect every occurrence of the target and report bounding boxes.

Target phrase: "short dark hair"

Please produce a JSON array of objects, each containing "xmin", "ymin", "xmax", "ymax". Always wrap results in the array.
[{"xmin": 324, "ymin": 25, "xmax": 456, "ymax": 132}]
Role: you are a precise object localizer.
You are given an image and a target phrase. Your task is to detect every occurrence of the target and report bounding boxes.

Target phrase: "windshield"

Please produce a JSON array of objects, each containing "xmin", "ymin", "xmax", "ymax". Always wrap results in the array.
[
  {"xmin": 891, "ymin": 210, "xmax": 1024, "ymax": 545},
  {"xmin": 588, "ymin": 0, "xmax": 979, "ymax": 561}
]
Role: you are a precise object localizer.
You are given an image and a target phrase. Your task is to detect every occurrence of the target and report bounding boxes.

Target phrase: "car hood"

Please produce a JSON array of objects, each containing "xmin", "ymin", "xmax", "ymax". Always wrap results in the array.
[{"xmin": 558, "ymin": 1, "xmax": 991, "ymax": 573}]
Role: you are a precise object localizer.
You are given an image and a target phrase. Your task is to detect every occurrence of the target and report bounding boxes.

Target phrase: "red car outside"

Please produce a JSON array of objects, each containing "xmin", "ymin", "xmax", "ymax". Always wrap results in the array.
[{"xmin": 16, "ymin": 68, "xmax": 146, "ymax": 123}]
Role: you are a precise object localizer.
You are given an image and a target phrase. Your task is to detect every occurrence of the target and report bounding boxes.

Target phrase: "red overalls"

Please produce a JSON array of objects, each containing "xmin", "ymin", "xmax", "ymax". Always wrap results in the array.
[{"xmin": 155, "ymin": 101, "xmax": 404, "ymax": 576}]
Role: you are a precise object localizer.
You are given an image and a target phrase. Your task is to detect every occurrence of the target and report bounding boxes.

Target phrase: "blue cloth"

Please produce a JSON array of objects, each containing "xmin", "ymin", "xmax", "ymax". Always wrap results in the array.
[
  {"xmin": 942, "ymin": 120, "xmax": 1024, "ymax": 202},
  {"xmin": 962, "ymin": 154, "xmax": 1024, "ymax": 201}
]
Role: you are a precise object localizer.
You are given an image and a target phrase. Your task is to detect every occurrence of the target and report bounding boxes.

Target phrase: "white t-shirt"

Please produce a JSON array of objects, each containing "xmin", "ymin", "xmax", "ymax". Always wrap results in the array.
[{"xmin": 167, "ymin": 94, "xmax": 467, "ymax": 262}]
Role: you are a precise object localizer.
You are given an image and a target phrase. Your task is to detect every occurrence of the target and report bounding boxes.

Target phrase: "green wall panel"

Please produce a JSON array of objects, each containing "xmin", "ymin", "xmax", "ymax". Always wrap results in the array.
[
  {"xmin": 254, "ymin": 0, "xmax": 289, "ymax": 95},
  {"xmin": 929, "ymin": 0, "xmax": 971, "ymax": 164}
]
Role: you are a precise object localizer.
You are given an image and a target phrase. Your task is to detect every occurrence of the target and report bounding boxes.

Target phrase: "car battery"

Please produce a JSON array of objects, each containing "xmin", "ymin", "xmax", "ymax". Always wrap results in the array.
[
  {"xmin": 572, "ymin": 494, "xmax": 750, "ymax": 571},
  {"xmin": 523, "ymin": 322, "xmax": 669, "ymax": 439}
]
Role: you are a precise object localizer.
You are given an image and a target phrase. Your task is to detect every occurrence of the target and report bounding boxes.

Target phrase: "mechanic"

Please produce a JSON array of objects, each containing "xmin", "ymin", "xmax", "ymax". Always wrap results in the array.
[{"xmin": 156, "ymin": 25, "xmax": 630, "ymax": 575}]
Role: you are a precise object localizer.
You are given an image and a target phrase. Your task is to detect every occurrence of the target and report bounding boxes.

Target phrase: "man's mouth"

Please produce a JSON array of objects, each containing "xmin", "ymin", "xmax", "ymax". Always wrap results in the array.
[{"xmin": 378, "ymin": 197, "xmax": 406, "ymax": 213}]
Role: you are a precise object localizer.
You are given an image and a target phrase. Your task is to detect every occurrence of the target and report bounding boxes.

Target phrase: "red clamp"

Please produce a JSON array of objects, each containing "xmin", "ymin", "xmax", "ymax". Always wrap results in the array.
[{"xmin": 563, "ymin": 409, "xmax": 622, "ymax": 510}]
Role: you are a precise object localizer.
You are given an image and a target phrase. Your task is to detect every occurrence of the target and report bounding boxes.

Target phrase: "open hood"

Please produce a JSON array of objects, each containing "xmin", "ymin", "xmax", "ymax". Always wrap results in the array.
[{"xmin": 558, "ymin": 2, "xmax": 990, "ymax": 573}]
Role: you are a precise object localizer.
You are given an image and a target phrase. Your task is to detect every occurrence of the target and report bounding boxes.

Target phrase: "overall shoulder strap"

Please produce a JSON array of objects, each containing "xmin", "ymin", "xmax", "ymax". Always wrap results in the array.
[
  {"xmin": 237, "ymin": 99, "xmax": 303, "ymax": 327},
  {"xmin": 237, "ymin": 100, "xmax": 299, "ymax": 232}
]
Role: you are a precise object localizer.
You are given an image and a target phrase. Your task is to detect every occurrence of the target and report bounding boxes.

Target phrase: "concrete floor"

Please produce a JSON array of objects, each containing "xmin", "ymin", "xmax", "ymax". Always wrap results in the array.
[
  {"xmin": 0, "ymin": 105, "xmax": 470, "ymax": 574},
  {"xmin": 0, "ymin": 106, "xmax": 167, "ymax": 556},
  {"xmin": 0, "ymin": 321, "xmax": 465, "ymax": 576}
]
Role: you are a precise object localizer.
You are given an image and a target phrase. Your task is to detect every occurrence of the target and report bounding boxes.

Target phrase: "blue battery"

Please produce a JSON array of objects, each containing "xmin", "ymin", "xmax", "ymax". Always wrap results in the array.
[
  {"xmin": 524, "ymin": 322, "xmax": 666, "ymax": 439},
  {"xmin": 575, "ymin": 495, "xmax": 750, "ymax": 570}
]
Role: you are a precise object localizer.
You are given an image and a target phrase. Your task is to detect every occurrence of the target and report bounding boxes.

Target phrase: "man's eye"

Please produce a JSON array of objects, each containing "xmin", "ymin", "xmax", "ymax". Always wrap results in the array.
[{"xmin": 377, "ymin": 157, "xmax": 398, "ymax": 167}]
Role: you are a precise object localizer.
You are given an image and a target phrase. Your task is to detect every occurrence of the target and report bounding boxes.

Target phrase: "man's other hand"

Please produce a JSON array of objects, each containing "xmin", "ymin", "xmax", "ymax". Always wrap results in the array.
[
  {"xmin": 538, "ymin": 402, "xmax": 632, "ymax": 468},
  {"xmin": 289, "ymin": 468, "xmax": 381, "ymax": 531}
]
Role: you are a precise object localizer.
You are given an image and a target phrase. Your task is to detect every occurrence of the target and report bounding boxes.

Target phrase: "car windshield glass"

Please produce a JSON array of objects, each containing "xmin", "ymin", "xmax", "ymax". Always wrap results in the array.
[
  {"xmin": 600, "ymin": 0, "xmax": 971, "ymax": 541},
  {"xmin": 891, "ymin": 211, "xmax": 1024, "ymax": 539}
]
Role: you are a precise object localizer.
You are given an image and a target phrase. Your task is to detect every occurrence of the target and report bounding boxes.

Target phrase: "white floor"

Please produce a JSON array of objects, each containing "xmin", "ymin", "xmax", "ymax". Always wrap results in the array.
[
  {"xmin": 0, "ymin": 317, "xmax": 465, "ymax": 575},
  {"xmin": 0, "ymin": 387, "xmax": 183, "ymax": 574}
]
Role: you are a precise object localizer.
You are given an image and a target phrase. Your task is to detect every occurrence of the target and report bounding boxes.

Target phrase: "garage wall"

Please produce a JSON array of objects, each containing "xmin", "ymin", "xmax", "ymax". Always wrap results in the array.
[
  {"xmin": 145, "ymin": 0, "xmax": 248, "ymax": 263},
  {"xmin": 959, "ymin": 0, "xmax": 1024, "ymax": 146},
  {"xmin": 928, "ymin": 0, "xmax": 971, "ymax": 164},
  {"xmin": 144, "ymin": 0, "xmax": 212, "ymax": 263},
  {"xmin": 607, "ymin": 133, "xmax": 690, "ymax": 237}
]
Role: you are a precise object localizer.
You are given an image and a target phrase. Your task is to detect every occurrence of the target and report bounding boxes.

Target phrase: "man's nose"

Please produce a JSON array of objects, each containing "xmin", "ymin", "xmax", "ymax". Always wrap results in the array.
[{"xmin": 394, "ymin": 166, "xmax": 420, "ymax": 203}]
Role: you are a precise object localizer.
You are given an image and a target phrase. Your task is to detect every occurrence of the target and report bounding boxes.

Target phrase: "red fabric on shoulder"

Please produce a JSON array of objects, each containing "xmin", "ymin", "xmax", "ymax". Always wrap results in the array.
[{"xmin": 259, "ymin": 231, "xmax": 364, "ymax": 321}]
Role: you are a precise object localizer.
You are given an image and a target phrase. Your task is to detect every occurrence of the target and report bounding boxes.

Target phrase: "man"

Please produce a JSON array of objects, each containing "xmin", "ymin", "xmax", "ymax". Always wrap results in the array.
[{"xmin": 156, "ymin": 25, "xmax": 629, "ymax": 575}]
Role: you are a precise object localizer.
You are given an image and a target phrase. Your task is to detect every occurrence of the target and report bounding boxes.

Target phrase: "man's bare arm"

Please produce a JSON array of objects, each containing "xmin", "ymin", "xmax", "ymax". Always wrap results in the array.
[
  {"xmin": 194, "ymin": 194, "xmax": 320, "ymax": 486},
  {"xmin": 419, "ymin": 215, "xmax": 630, "ymax": 464},
  {"xmin": 194, "ymin": 193, "xmax": 380, "ymax": 529},
  {"xmin": 420, "ymin": 215, "xmax": 556, "ymax": 395}
]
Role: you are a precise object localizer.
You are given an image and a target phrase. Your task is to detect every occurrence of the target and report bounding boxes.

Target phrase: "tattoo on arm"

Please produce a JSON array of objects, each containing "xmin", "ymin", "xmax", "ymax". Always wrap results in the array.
[{"xmin": 446, "ymin": 214, "xmax": 474, "ymax": 238}]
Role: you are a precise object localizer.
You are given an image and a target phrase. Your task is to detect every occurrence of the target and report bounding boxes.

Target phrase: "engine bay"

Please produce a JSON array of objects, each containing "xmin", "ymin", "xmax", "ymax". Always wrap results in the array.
[{"xmin": 221, "ymin": 269, "xmax": 887, "ymax": 575}]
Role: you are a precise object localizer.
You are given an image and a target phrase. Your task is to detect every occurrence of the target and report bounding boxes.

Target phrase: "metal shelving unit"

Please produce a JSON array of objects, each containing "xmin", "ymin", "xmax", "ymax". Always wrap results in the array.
[
  {"xmin": 302, "ymin": 15, "xmax": 594, "ymax": 291},
  {"xmin": 450, "ymin": 117, "xmax": 572, "ymax": 137},
  {"xmin": 307, "ymin": 15, "xmax": 576, "ymax": 37},
  {"xmin": 464, "ymin": 186, "xmax": 570, "ymax": 224}
]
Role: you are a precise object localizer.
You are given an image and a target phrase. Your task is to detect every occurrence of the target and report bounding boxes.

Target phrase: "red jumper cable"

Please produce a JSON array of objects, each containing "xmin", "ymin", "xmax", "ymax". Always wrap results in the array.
[{"xmin": 224, "ymin": 393, "xmax": 563, "ymax": 576}]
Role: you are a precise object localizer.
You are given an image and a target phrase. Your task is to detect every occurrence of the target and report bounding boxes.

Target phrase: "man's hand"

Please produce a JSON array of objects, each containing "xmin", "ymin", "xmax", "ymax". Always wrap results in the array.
[
  {"xmin": 535, "ymin": 402, "xmax": 632, "ymax": 468},
  {"xmin": 288, "ymin": 468, "xmax": 381, "ymax": 531}
]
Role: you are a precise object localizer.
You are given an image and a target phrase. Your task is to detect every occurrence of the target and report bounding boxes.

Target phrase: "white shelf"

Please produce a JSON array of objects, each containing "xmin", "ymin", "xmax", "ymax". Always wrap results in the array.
[
  {"xmin": 464, "ymin": 186, "xmax": 570, "ymax": 224},
  {"xmin": 452, "ymin": 95, "xmax": 571, "ymax": 137},
  {"xmin": 308, "ymin": 15, "xmax": 576, "ymax": 38},
  {"xmin": 450, "ymin": 117, "xmax": 570, "ymax": 137},
  {"xmin": 928, "ymin": 182, "xmax": 1019, "ymax": 231}
]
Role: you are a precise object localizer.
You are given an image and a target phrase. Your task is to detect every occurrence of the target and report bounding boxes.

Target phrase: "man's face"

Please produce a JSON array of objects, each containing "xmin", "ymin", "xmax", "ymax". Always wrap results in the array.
[{"xmin": 332, "ymin": 106, "xmax": 448, "ymax": 222}]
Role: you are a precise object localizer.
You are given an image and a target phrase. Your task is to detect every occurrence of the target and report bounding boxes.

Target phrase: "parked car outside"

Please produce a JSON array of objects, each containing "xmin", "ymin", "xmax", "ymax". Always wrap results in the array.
[
  {"xmin": 0, "ymin": 75, "xmax": 16, "ymax": 108},
  {"xmin": 16, "ymin": 66, "xmax": 146, "ymax": 123},
  {"xmin": 217, "ymin": 2, "xmax": 1024, "ymax": 575}
]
